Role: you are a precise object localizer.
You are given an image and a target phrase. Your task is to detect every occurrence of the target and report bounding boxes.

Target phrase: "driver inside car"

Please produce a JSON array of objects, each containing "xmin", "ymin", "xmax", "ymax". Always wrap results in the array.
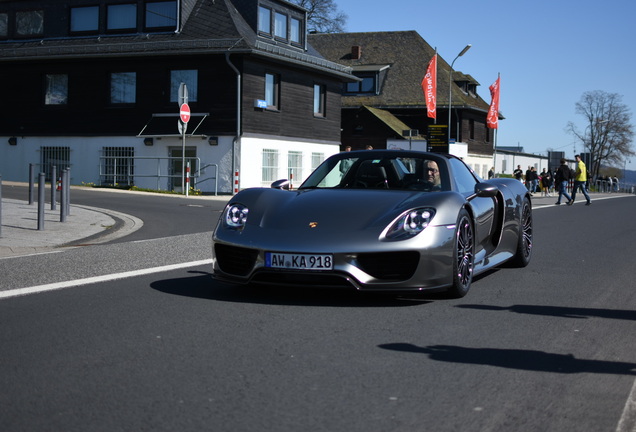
[{"xmin": 425, "ymin": 160, "xmax": 442, "ymax": 190}]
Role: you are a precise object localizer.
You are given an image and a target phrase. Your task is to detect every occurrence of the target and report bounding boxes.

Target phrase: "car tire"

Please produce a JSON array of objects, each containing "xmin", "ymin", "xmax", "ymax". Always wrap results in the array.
[
  {"xmin": 447, "ymin": 209, "xmax": 474, "ymax": 298},
  {"xmin": 509, "ymin": 196, "xmax": 532, "ymax": 267}
]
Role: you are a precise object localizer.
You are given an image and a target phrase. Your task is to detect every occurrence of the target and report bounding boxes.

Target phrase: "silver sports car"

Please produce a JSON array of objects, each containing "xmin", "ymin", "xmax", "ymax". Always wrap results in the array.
[{"xmin": 212, "ymin": 150, "xmax": 532, "ymax": 297}]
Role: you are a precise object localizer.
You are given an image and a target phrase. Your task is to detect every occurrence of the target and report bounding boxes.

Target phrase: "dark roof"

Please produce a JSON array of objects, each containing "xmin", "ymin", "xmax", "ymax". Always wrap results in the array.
[
  {"xmin": 308, "ymin": 31, "xmax": 491, "ymax": 112},
  {"xmin": 364, "ymin": 106, "xmax": 425, "ymax": 140},
  {"xmin": 0, "ymin": 0, "xmax": 353, "ymax": 80}
]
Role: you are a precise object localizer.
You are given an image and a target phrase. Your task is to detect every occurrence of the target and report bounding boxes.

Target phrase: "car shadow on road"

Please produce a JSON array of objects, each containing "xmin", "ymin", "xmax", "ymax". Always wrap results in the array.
[
  {"xmin": 150, "ymin": 271, "xmax": 437, "ymax": 307},
  {"xmin": 378, "ymin": 343, "xmax": 636, "ymax": 375},
  {"xmin": 456, "ymin": 304, "xmax": 636, "ymax": 321}
]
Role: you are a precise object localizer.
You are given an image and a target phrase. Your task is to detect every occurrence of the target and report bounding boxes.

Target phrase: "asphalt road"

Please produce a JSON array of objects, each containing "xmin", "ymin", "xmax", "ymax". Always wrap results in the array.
[{"xmin": 1, "ymin": 189, "xmax": 635, "ymax": 432}]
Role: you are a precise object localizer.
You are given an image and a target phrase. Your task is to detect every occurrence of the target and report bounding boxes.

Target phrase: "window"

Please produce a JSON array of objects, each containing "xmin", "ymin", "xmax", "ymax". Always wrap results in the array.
[
  {"xmin": 311, "ymin": 152, "xmax": 325, "ymax": 171},
  {"xmin": 45, "ymin": 74, "xmax": 68, "ymax": 105},
  {"xmin": 146, "ymin": 1, "xmax": 177, "ymax": 29},
  {"xmin": 258, "ymin": 6, "xmax": 271, "ymax": 34},
  {"xmin": 262, "ymin": 149, "xmax": 279, "ymax": 185},
  {"xmin": 449, "ymin": 158, "xmax": 478, "ymax": 195},
  {"xmin": 16, "ymin": 10, "xmax": 43, "ymax": 36},
  {"xmin": 313, "ymin": 84, "xmax": 326, "ymax": 117},
  {"xmin": 107, "ymin": 4, "xmax": 137, "ymax": 31},
  {"xmin": 288, "ymin": 151, "xmax": 303, "ymax": 184},
  {"xmin": 265, "ymin": 73, "xmax": 280, "ymax": 109},
  {"xmin": 40, "ymin": 147, "xmax": 70, "ymax": 182},
  {"xmin": 110, "ymin": 72, "xmax": 136, "ymax": 104},
  {"xmin": 345, "ymin": 73, "xmax": 376, "ymax": 94},
  {"xmin": 71, "ymin": 6, "xmax": 99, "ymax": 33},
  {"xmin": 0, "ymin": 13, "xmax": 8, "ymax": 37},
  {"xmin": 290, "ymin": 17, "xmax": 301, "ymax": 44},
  {"xmin": 170, "ymin": 70, "xmax": 198, "ymax": 103},
  {"xmin": 274, "ymin": 12, "xmax": 287, "ymax": 39},
  {"xmin": 102, "ymin": 147, "xmax": 134, "ymax": 186}
]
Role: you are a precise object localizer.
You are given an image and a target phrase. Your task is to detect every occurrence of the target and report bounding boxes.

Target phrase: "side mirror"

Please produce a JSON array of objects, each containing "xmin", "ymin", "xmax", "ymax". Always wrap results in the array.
[
  {"xmin": 474, "ymin": 182, "xmax": 498, "ymax": 197},
  {"xmin": 271, "ymin": 179, "xmax": 291, "ymax": 190}
]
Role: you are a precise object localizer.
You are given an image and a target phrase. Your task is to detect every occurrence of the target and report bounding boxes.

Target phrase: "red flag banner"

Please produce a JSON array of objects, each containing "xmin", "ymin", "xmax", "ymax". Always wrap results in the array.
[
  {"xmin": 422, "ymin": 55, "xmax": 437, "ymax": 119},
  {"xmin": 486, "ymin": 76, "xmax": 500, "ymax": 129}
]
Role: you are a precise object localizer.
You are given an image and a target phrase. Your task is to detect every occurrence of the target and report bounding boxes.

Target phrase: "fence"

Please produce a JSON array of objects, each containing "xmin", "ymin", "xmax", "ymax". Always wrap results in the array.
[{"xmin": 98, "ymin": 156, "xmax": 218, "ymax": 195}]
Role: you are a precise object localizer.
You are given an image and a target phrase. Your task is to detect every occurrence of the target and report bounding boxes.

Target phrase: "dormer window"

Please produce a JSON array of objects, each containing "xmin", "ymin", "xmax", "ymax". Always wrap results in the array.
[
  {"xmin": 274, "ymin": 12, "xmax": 287, "ymax": 39},
  {"xmin": 344, "ymin": 65, "xmax": 390, "ymax": 95},
  {"xmin": 107, "ymin": 4, "xmax": 137, "ymax": 32},
  {"xmin": 16, "ymin": 10, "xmax": 43, "ymax": 36},
  {"xmin": 345, "ymin": 72, "xmax": 376, "ymax": 94},
  {"xmin": 258, "ymin": 2, "xmax": 305, "ymax": 48},
  {"xmin": 0, "ymin": 13, "xmax": 7, "ymax": 38},
  {"xmin": 290, "ymin": 17, "xmax": 301, "ymax": 45},
  {"xmin": 70, "ymin": 6, "xmax": 99, "ymax": 33},
  {"xmin": 258, "ymin": 6, "xmax": 271, "ymax": 34},
  {"xmin": 145, "ymin": 1, "xmax": 177, "ymax": 30}
]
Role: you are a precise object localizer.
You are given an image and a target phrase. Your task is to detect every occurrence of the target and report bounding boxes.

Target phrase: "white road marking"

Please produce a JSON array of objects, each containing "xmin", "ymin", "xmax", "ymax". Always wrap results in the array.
[
  {"xmin": 617, "ymin": 377, "xmax": 636, "ymax": 432},
  {"xmin": 0, "ymin": 259, "xmax": 213, "ymax": 300},
  {"xmin": 532, "ymin": 194, "xmax": 632, "ymax": 209}
]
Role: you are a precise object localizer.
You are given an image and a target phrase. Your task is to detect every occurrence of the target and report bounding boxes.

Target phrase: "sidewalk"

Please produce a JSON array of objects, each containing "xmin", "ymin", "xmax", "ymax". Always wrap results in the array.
[{"xmin": 0, "ymin": 198, "xmax": 143, "ymax": 258}]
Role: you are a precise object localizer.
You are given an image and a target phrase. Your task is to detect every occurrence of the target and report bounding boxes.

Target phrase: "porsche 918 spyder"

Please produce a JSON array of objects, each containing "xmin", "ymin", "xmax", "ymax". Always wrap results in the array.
[{"xmin": 212, "ymin": 150, "xmax": 532, "ymax": 297}]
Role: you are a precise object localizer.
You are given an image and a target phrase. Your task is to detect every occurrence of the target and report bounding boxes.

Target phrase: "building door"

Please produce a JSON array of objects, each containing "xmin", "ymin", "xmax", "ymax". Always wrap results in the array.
[{"xmin": 169, "ymin": 146, "xmax": 197, "ymax": 192}]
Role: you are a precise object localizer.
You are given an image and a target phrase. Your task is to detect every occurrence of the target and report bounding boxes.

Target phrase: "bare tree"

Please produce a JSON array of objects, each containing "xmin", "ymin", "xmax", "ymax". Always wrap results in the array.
[
  {"xmin": 290, "ymin": 0, "xmax": 347, "ymax": 33},
  {"xmin": 566, "ymin": 90, "xmax": 635, "ymax": 180}
]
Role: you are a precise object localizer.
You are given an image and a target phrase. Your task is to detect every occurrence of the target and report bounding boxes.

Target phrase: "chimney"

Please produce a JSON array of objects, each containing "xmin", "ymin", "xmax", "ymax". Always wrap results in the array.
[{"xmin": 351, "ymin": 45, "xmax": 362, "ymax": 60}]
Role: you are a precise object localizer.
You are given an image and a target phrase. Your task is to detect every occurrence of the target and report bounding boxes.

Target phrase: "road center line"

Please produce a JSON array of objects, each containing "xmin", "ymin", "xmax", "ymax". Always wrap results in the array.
[{"xmin": 0, "ymin": 259, "xmax": 213, "ymax": 300}]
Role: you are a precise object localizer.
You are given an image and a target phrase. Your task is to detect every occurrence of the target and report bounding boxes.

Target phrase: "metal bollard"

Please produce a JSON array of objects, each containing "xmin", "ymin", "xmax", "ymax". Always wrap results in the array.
[
  {"xmin": 60, "ymin": 169, "xmax": 67, "ymax": 223},
  {"xmin": 38, "ymin": 172, "xmax": 45, "ymax": 231},
  {"xmin": 0, "ymin": 175, "xmax": 3, "ymax": 238},
  {"xmin": 29, "ymin": 163, "xmax": 35, "ymax": 205},
  {"xmin": 51, "ymin": 165, "xmax": 56, "ymax": 211},
  {"xmin": 66, "ymin": 167, "xmax": 71, "ymax": 216}
]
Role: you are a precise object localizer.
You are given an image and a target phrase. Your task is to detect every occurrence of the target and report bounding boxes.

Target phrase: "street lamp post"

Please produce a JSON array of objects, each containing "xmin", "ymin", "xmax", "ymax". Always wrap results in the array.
[{"xmin": 447, "ymin": 44, "xmax": 472, "ymax": 145}]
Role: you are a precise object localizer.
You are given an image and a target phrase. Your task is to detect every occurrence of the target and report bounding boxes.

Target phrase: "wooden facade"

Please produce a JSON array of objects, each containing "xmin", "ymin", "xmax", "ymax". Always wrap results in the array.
[{"xmin": 0, "ymin": 0, "xmax": 355, "ymax": 192}]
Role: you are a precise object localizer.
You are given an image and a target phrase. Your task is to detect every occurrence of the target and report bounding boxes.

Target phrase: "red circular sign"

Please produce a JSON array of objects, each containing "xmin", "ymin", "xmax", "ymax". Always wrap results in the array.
[{"xmin": 180, "ymin": 103, "xmax": 191, "ymax": 123}]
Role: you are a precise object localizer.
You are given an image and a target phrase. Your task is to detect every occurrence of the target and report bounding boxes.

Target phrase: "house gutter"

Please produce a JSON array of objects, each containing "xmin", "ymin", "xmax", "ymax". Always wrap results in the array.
[
  {"xmin": 175, "ymin": 0, "xmax": 181, "ymax": 34},
  {"xmin": 225, "ymin": 50, "xmax": 241, "ymax": 195}
]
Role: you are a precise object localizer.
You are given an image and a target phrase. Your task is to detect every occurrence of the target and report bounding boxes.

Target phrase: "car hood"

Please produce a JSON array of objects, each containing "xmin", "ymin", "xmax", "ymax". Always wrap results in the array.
[{"xmin": 216, "ymin": 188, "xmax": 461, "ymax": 251}]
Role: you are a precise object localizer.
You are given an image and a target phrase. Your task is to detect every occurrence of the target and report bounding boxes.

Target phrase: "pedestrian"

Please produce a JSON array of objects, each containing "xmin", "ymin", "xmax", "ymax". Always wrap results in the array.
[
  {"xmin": 513, "ymin": 165, "xmax": 523, "ymax": 182},
  {"xmin": 488, "ymin": 167, "xmax": 494, "ymax": 179},
  {"xmin": 530, "ymin": 167, "xmax": 539, "ymax": 194},
  {"xmin": 540, "ymin": 168, "xmax": 553, "ymax": 197},
  {"xmin": 571, "ymin": 154, "xmax": 591, "ymax": 206},
  {"xmin": 554, "ymin": 158, "xmax": 573, "ymax": 205},
  {"xmin": 525, "ymin": 166, "xmax": 533, "ymax": 192},
  {"xmin": 339, "ymin": 145, "xmax": 353, "ymax": 175}
]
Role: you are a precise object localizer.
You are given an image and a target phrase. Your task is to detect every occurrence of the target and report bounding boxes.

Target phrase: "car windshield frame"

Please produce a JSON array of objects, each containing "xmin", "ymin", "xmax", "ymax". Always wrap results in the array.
[{"xmin": 298, "ymin": 151, "xmax": 450, "ymax": 192}]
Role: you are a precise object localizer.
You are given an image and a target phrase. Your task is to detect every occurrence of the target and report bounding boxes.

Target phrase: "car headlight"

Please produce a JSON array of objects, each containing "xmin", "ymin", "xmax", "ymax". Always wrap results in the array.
[
  {"xmin": 224, "ymin": 203, "xmax": 249, "ymax": 229},
  {"xmin": 385, "ymin": 208, "xmax": 435, "ymax": 240}
]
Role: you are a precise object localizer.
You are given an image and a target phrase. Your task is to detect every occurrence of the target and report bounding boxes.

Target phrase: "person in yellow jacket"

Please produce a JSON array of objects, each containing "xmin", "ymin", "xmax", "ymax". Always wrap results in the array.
[{"xmin": 570, "ymin": 154, "xmax": 592, "ymax": 206}]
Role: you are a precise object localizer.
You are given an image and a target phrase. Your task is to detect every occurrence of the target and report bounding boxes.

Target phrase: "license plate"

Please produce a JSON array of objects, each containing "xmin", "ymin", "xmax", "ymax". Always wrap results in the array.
[{"xmin": 265, "ymin": 252, "xmax": 333, "ymax": 270}]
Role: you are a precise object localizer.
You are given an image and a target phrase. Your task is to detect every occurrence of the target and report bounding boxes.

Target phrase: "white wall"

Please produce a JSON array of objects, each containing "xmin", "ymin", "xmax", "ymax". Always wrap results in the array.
[
  {"xmin": 0, "ymin": 135, "xmax": 235, "ymax": 194},
  {"xmin": 238, "ymin": 136, "xmax": 340, "ymax": 189}
]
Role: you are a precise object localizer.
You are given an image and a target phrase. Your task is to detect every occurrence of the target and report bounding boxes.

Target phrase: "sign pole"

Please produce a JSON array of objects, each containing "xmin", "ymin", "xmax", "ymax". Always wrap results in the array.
[
  {"xmin": 182, "ymin": 125, "xmax": 186, "ymax": 194},
  {"xmin": 178, "ymin": 83, "xmax": 190, "ymax": 195}
]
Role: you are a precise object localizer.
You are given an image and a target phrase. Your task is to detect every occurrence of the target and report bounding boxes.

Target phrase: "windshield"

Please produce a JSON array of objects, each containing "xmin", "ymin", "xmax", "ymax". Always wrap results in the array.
[{"xmin": 299, "ymin": 153, "xmax": 449, "ymax": 192}]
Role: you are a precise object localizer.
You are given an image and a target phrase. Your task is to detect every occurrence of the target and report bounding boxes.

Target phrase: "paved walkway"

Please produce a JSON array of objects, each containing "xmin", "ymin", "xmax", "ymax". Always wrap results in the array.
[{"xmin": 0, "ymin": 197, "xmax": 144, "ymax": 258}]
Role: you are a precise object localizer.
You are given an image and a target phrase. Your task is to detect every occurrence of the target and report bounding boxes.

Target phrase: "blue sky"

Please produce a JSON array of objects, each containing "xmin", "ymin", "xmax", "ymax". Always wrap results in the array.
[{"xmin": 334, "ymin": 0, "xmax": 636, "ymax": 169}]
